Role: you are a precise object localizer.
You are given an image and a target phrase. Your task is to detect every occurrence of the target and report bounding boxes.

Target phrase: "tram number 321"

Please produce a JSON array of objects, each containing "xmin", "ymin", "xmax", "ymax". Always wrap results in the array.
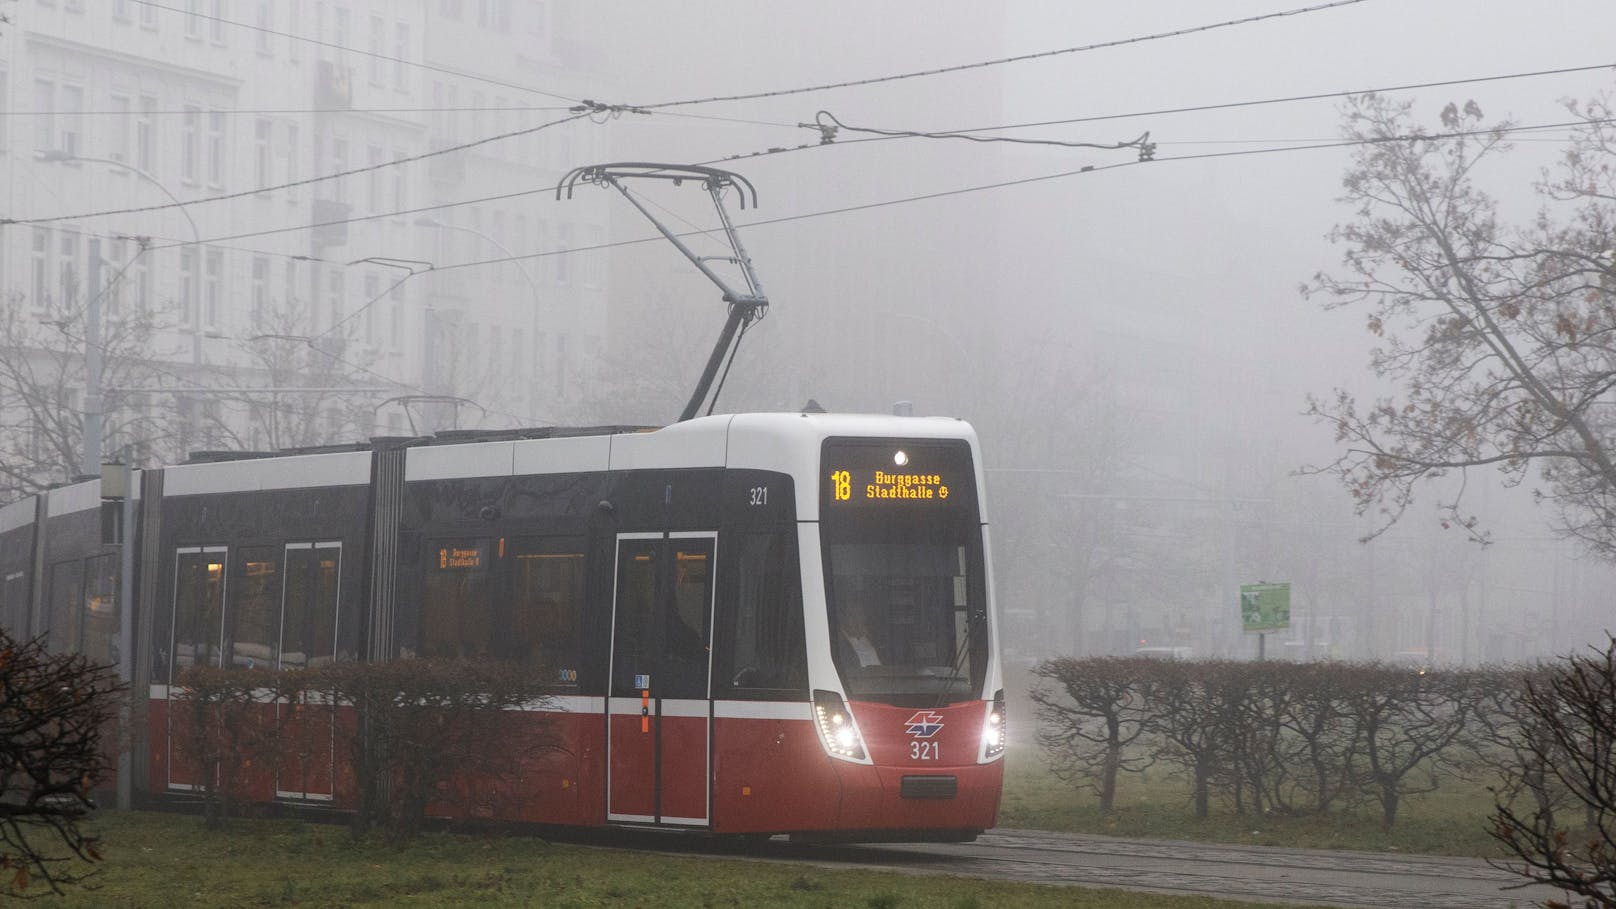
[
  {"xmin": 910, "ymin": 741, "xmax": 940, "ymax": 761},
  {"xmin": 748, "ymin": 486, "xmax": 769, "ymax": 506}
]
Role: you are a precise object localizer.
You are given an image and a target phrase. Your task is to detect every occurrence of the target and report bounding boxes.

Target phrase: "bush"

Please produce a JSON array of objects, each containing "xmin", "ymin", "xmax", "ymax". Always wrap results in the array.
[
  {"xmin": 0, "ymin": 629, "xmax": 123, "ymax": 895},
  {"xmin": 1489, "ymin": 636, "xmax": 1616, "ymax": 908},
  {"xmin": 311, "ymin": 658, "xmax": 560, "ymax": 844}
]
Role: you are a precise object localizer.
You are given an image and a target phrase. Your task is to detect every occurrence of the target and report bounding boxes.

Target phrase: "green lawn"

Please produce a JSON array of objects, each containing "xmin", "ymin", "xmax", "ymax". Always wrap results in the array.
[
  {"xmin": 997, "ymin": 745, "xmax": 1502, "ymax": 856},
  {"xmin": 40, "ymin": 810, "xmax": 1318, "ymax": 909}
]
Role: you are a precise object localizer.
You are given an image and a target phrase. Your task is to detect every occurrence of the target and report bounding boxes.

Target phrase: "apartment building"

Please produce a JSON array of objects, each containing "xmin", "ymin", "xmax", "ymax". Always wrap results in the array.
[{"xmin": 0, "ymin": 0, "xmax": 612, "ymax": 480}]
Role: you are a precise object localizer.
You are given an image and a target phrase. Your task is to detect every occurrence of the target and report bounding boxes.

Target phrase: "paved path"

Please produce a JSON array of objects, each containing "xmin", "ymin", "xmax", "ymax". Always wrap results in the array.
[
  {"xmin": 596, "ymin": 827, "xmax": 1574, "ymax": 908},
  {"xmin": 839, "ymin": 829, "xmax": 1572, "ymax": 908}
]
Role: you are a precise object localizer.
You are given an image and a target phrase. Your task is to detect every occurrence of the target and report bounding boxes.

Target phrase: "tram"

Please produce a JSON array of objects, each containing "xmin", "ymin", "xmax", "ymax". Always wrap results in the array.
[{"xmin": 0, "ymin": 411, "xmax": 1004, "ymax": 841}]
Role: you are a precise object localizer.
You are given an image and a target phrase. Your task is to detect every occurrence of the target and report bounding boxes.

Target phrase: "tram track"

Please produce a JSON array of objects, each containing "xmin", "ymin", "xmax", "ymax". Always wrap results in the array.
[{"xmin": 570, "ymin": 827, "xmax": 1571, "ymax": 909}]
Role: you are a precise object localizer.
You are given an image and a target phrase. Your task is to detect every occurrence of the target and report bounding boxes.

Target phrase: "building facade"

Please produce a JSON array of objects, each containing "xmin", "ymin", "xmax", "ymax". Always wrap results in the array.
[{"xmin": 0, "ymin": 0, "xmax": 612, "ymax": 492}]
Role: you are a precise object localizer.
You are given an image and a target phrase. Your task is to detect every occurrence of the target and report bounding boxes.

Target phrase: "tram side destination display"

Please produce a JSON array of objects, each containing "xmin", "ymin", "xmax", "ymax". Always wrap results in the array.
[{"xmin": 821, "ymin": 438, "xmax": 976, "ymax": 512}]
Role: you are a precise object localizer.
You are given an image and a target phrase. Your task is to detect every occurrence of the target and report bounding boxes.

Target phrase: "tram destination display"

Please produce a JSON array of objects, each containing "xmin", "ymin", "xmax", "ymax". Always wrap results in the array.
[{"xmin": 822, "ymin": 438, "xmax": 975, "ymax": 511}]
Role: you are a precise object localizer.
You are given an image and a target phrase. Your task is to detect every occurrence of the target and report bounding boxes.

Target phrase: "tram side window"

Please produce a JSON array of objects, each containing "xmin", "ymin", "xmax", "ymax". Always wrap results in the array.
[
  {"xmin": 420, "ymin": 538, "xmax": 494, "ymax": 659},
  {"xmin": 281, "ymin": 544, "xmax": 343, "ymax": 669},
  {"xmin": 509, "ymin": 538, "xmax": 583, "ymax": 685},
  {"xmin": 714, "ymin": 531, "xmax": 807, "ymax": 698},
  {"xmin": 82, "ymin": 554, "xmax": 118, "ymax": 666},
  {"xmin": 229, "ymin": 547, "xmax": 280, "ymax": 670},
  {"xmin": 170, "ymin": 549, "xmax": 228, "ymax": 679},
  {"xmin": 46, "ymin": 560, "xmax": 84, "ymax": 654}
]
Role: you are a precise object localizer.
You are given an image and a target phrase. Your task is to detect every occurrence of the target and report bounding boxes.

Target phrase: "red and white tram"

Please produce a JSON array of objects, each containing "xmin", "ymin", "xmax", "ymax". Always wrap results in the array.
[{"xmin": 0, "ymin": 411, "xmax": 1004, "ymax": 841}]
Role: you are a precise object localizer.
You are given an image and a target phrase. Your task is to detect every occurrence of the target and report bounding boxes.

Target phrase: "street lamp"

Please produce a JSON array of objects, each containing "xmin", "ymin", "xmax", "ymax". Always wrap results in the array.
[
  {"xmin": 39, "ymin": 151, "xmax": 201, "ymax": 475},
  {"xmin": 413, "ymin": 216, "xmax": 545, "ymax": 421}
]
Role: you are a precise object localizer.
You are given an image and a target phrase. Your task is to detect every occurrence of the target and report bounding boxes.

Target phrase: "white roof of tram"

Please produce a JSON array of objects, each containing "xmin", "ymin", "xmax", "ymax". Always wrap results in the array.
[{"xmin": 160, "ymin": 412, "xmax": 983, "ymax": 510}]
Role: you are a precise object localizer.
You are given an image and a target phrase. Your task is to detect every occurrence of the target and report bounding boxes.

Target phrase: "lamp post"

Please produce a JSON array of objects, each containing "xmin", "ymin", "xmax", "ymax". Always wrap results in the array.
[
  {"xmin": 413, "ymin": 217, "xmax": 544, "ymax": 421},
  {"xmin": 39, "ymin": 151, "xmax": 201, "ymax": 474}
]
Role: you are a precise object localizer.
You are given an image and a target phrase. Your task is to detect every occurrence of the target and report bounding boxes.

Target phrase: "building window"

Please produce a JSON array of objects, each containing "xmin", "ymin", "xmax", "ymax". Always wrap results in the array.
[
  {"xmin": 181, "ymin": 104, "xmax": 200, "ymax": 184},
  {"xmin": 330, "ymin": 137, "xmax": 348, "ymax": 203},
  {"xmin": 287, "ymin": 0, "xmax": 300, "ymax": 59},
  {"xmin": 113, "ymin": 0, "xmax": 132, "ymax": 20},
  {"xmin": 56, "ymin": 230, "xmax": 79, "ymax": 306},
  {"xmin": 140, "ymin": 0, "xmax": 157, "ymax": 27},
  {"xmin": 479, "ymin": 0, "xmax": 510, "ymax": 31},
  {"xmin": 591, "ymin": 226, "xmax": 608, "ymax": 288},
  {"xmin": 554, "ymin": 332, "xmax": 566, "ymax": 397},
  {"xmin": 179, "ymin": 247, "xmax": 198, "ymax": 325},
  {"xmin": 284, "ymin": 122, "xmax": 299, "ymax": 200},
  {"xmin": 334, "ymin": 6, "xmax": 350, "ymax": 51},
  {"xmin": 251, "ymin": 256, "xmax": 269, "ymax": 323},
  {"xmin": 209, "ymin": 0, "xmax": 226, "ymax": 44},
  {"xmin": 393, "ymin": 23, "xmax": 409, "ymax": 91},
  {"xmin": 254, "ymin": 118, "xmax": 271, "ymax": 190},
  {"xmin": 491, "ymin": 211, "xmax": 506, "ymax": 283},
  {"xmin": 368, "ymin": 15, "xmax": 385, "ymax": 85},
  {"xmin": 363, "ymin": 272, "xmax": 379, "ymax": 345},
  {"xmin": 391, "ymin": 149, "xmax": 405, "ymax": 218},
  {"xmin": 108, "ymin": 93, "xmax": 131, "ymax": 163},
  {"xmin": 106, "ymin": 237, "xmax": 127, "ymax": 309},
  {"xmin": 134, "ymin": 250, "xmax": 151, "ymax": 311},
  {"xmin": 184, "ymin": 0, "xmax": 202, "ymax": 39},
  {"xmin": 136, "ymin": 95, "xmax": 156, "ymax": 171},
  {"xmin": 32, "ymin": 78, "xmax": 54, "ymax": 155},
  {"xmin": 204, "ymin": 248, "xmax": 223, "ymax": 328},
  {"xmin": 31, "ymin": 228, "xmax": 50, "ymax": 308},
  {"xmin": 256, "ymin": 1, "xmax": 274, "ymax": 55},
  {"xmin": 59, "ymin": 84, "xmax": 83, "ymax": 156},
  {"xmin": 327, "ymin": 269, "xmax": 344, "ymax": 330},
  {"xmin": 367, "ymin": 144, "xmax": 382, "ymax": 213},
  {"xmin": 207, "ymin": 109, "xmax": 225, "ymax": 188},
  {"xmin": 555, "ymin": 224, "xmax": 571, "ymax": 285},
  {"xmin": 440, "ymin": 0, "xmax": 462, "ymax": 20},
  {"xmin": 284, "ymin": 259, "xmax": 300, "ymax": 307}
]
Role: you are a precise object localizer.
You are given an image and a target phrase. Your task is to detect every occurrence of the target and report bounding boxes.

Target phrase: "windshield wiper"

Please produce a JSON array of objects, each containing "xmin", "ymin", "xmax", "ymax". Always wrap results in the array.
[{"xmin": 931, "ymin": 609, "xmax": 985, "ymax": 709}]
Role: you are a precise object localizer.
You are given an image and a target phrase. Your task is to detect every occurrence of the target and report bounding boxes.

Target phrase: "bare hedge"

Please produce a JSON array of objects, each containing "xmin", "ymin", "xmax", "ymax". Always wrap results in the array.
[
  {"xmin": 1031, "ymin": 656, "xmax": 1533, "ymax": 827},
  {"xmin": 173, "ymin": 659, "xmax": 559, "ymax": 842}
]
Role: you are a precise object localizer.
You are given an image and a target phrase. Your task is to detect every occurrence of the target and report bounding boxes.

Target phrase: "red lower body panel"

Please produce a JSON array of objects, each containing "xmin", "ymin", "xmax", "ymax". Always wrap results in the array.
[{"xmin": 143, "ymin": 697, "xmax": 1001, "ymax": 839}]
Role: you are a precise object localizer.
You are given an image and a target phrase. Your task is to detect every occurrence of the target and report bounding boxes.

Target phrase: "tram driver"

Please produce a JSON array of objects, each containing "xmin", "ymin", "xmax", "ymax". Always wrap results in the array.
[{"xmin": 838, "ymin": 599, "xmax": 883, "ymax": 668}]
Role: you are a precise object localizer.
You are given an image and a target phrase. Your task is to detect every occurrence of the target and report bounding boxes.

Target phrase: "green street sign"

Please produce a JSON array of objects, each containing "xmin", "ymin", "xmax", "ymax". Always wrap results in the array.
[{"xmin": 1240, "ymin": 582, "xmax": 1291, "ymax": 633}]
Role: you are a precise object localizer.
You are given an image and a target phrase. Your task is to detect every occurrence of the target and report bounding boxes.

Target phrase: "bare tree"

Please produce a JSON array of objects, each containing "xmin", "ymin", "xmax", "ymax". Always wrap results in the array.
[
  {"xmin": 1147, "ymin": 660, "xmax": 1236, "ymax": 819},
  {"xmin": 0, "ymin": 629, "xmax": 122, "ymax": 895},
  {"xmin": 1306, "ymin": 92, "xmax": 1616, "ymax": 553},
  {"xmin": 201, "ymin": 295, "xmax": 389, "ymax": 451},
  {"xmin": 0, "ymin": 284, "xmax": 177, "ymax": 502},
  {"xmin": 1490, "ymin": 637, "xmax": 1616, "ymax": 908},
  {"xmin": 1268, "ymin": 661, "xmax": 1361, "ymax": 815},
  {"xmin": 1030, "ymin": 656, "xmax": 1158, "ymax": 813},
  {"xmin": 1338, "ymin": 663, "xmax": 1475, "ymax": 828}
]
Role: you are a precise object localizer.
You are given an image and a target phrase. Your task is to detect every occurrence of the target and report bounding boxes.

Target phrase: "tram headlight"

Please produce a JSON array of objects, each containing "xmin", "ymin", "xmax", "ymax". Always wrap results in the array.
[
  {"xmin": 813, "ymin": 689, "xmax": 867, "ymax": 762},
  {"xmin": 982, "ymin": 689, "xmax": 1006, "ymax": 760}
]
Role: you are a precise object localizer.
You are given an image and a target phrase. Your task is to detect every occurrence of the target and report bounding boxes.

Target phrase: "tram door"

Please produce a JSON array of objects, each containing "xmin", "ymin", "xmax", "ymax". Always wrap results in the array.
[{"xmin": 606, "ymin": 532, "xmax": 716, "ymax": 827}]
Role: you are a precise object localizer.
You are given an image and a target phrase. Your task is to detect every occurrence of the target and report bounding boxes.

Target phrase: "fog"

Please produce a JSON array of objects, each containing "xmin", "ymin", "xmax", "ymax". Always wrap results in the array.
[{"xmin": 5, "ymin": 1, "xmax": 1614, "ymax": 664}]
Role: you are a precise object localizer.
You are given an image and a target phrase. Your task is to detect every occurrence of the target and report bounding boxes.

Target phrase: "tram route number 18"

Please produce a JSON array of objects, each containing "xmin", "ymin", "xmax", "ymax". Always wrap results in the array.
[{"xmin": 830, "ymin": 470, "xmax": 852, "ymax": 501}]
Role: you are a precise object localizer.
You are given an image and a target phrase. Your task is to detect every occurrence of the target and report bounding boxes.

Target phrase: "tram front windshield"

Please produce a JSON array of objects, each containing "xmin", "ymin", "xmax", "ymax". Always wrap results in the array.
[{"xmin": 821, "ymin": 439, "xmax": 988, "ymax": 706}]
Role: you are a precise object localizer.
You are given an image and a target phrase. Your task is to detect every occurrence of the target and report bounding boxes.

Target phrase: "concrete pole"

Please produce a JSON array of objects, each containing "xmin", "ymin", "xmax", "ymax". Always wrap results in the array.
[
  {"xmin": 81, "ymin": 239, "xmax": 103, "ymax": 478},
  {"xmin": 115, "ymin": 458, "xmax": 134, "ymax": 810}
]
